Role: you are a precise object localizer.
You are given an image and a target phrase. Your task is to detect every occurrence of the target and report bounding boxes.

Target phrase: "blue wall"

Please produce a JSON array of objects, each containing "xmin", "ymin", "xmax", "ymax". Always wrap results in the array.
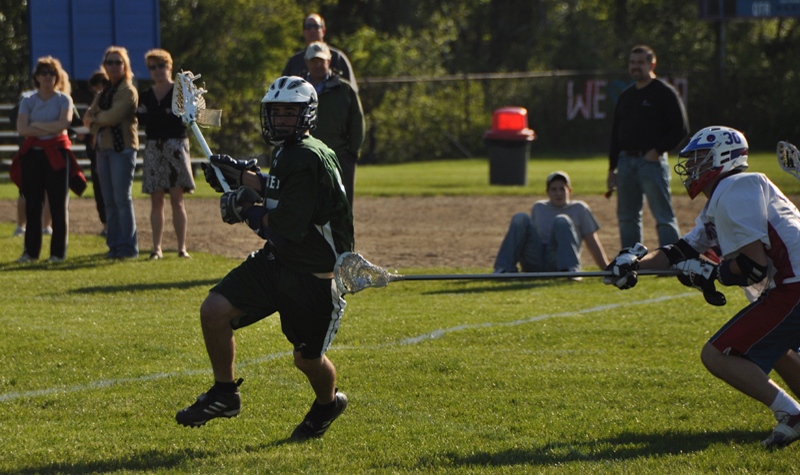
[{"xmin": 28, "ymin": 0, "xmax": 160, "ymax": 80}]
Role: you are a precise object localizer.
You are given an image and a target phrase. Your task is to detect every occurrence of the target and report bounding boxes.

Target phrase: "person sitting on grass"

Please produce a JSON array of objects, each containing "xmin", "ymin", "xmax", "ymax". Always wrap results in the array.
[{"xmin": 493, "ymin": 171, "xmax": 609, "ymax": 276}]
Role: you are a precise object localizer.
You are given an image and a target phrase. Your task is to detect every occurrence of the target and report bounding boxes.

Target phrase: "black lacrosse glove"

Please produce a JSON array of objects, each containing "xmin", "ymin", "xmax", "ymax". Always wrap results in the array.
[
  {"xmin": 220, "ymin": 186, "xmax": 263, "ymax": 224},
  {"xmin": 672, "ymin": 258, "xmax": 727, "ymax": 306},
  {"xmin": 203, "ymin": 154, "xmax": 260, "ymax": 192},
  {"xmin": 603, "ymin": 243, "xmax": 648, "ymax": 290}
]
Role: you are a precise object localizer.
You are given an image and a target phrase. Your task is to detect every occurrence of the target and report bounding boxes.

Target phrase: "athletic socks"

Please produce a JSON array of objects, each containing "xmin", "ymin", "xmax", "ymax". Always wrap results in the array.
[
  {"xmin": 769, "ymin": 388, "xmax": 800, "ymax": 418},
  {"xmin": 214, "ymin": 380, "xmax": 241, "ymax": 394},
  {"xmin": 313, "ymin": 398, "xmax": 338, "ymax": 413}
]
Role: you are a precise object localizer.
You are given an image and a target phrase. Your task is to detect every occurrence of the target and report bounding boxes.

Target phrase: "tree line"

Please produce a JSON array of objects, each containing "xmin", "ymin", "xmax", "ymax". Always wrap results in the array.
[{"xmin": 2, "ymin": 0, "xmax": 798, "ymax": 160}]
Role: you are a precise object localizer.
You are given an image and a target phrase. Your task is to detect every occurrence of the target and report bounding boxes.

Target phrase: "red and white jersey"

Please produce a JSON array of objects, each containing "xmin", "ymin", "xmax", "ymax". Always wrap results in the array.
[{"xmin": 683, "ymin": 173, "xmax": 800, "ymax": 295}]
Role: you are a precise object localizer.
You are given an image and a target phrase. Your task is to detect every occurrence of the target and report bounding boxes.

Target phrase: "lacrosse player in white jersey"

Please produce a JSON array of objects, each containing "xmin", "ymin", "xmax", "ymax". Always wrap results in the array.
[{"xmin": 605, "ymin": 126, "xmax": 800, "ymax": 448}]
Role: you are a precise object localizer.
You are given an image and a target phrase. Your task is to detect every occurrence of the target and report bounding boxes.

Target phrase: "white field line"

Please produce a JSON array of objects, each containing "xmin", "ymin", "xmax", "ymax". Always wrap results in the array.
[{"xmin": 0, "ymin": 293, "xmax": 692, "ymax": 403}]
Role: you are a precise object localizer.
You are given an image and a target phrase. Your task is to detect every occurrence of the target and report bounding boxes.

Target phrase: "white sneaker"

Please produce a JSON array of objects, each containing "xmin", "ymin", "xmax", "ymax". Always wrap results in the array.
[
  {"xmin": 761, "ymin": 411, "xmax": 800, "ymax": 448},
  {"xmin": 16, "ymin": 253, "xmax": 35, "ymax": 263},
  {"xmin": 48, "ymin": 256, "xmax": 64, "ymax": 263},
  {"xmin": 42, "ymin": 226, "xmax": 53, "ymax": 235},
  {"xmin": 13, "ymin": 226, "xmax": 25, "ymax": 237}
]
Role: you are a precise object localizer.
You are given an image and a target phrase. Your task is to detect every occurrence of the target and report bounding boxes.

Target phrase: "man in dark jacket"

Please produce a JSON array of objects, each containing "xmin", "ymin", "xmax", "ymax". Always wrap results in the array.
[
  {"xmin": 304, "ymin": 41, "xmax": 364, "ymax": 206},
  {"xmin": 283, "ymin": 13, "xmax": 358, "ymax": 93}
]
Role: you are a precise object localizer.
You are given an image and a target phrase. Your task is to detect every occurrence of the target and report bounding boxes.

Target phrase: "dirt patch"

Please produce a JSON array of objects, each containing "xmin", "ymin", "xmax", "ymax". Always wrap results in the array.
[{"xmin": 2, "ymin": 193, "xmax": 717, "ymax": 269}]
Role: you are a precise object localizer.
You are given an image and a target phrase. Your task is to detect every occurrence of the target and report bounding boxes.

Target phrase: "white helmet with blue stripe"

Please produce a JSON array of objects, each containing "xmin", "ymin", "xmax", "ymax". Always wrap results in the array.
[{"xmin": 675, "ymin": 126, "xmax": 749, "ymax": 199}]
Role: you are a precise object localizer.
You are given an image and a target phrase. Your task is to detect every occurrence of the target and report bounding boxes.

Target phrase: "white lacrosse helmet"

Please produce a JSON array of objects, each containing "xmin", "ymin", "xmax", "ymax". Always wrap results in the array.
[
  {"xmin": 675, "ymin": 126, "xmax": 749, "ymax": 199},
  {"xmin": 260, "ymin": 76, "xmax": 318, "ymax": 146}
]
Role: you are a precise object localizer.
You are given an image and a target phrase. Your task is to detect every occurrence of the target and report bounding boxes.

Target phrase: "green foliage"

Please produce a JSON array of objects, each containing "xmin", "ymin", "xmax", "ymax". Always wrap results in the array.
[
  {"xmin": 0, "ymin": 0, "xmax": 30, "ymax": 101},
  {"xmin": 4, "ymin": 1, "xmax": 800, "ymax": 159},
  {"xmin": 2, "ymin": 225, "xmax": 799, "ymax": 473},
  {"xmin": 366, "ymin": 80, "xmax": 489, "ymax": 163},
  {"xmin": 160, "ymin": 0, "xmax": 303, "ymax": 157}
]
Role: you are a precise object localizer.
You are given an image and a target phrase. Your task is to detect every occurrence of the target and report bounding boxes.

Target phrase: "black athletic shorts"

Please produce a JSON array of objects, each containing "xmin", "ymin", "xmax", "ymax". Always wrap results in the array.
[{"xmin": 210, "ymin": 248, "xmax": 345, "ymax": 359}]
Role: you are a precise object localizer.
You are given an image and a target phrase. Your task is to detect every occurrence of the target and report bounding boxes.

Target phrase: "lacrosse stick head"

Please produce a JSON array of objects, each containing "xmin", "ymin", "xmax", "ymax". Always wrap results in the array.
[
  {"xmin": 334, "ymin": 252, "xmax": 399, "ymax": 294},
  {"xmin": 172, "ymin": 71, "xmax": 222, "ymax": 127},
  {"xmin": 777, "ymin": 141, "xmax": 800, "ymax": 181}
]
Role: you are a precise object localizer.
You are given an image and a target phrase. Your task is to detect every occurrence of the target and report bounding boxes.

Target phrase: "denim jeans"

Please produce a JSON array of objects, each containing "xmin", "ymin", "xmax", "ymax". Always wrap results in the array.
[
  {"xmin": 494, "ymin": 212, "xmax": 581, "ymax": 272},
  {"xmin": 96, "ymin": 148, "xmax": 138, "ymax": 258},
  {"xmin": 616, "ymin": 152, "xmax": 680, "ymax": 249}
]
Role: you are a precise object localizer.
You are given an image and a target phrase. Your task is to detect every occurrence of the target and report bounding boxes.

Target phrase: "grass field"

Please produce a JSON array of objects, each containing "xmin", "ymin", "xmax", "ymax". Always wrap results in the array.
[{"xmin": 2, "ymin": 153, "xmax": 800, "ymax": 474}]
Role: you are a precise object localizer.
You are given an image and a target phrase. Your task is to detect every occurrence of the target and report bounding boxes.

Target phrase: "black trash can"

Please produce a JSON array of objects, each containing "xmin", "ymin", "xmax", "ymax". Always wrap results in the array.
[{"xmin": 483, "ymin": 107, "xmax": 536, "ymax": 186}]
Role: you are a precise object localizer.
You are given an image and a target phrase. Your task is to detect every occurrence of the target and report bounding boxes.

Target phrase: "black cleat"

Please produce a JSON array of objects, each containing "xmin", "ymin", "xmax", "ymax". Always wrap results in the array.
[
  {"xmin": 176, "ymin": 378, "xmax": 243, "ymax": 427},
  {"xmin": 291, "ymin": 389, "xmax": 348, "ymax": 440}
]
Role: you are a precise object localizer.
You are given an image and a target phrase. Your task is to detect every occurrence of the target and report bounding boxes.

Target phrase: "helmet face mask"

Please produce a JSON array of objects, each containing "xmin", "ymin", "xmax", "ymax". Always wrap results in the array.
[
  {"xmin": 675, "ymin": 126, "xmax": 749, "ymax": 199},
  {"xmin": 260, "ymin": 76, "xmax": 318, "ymax": 146}
]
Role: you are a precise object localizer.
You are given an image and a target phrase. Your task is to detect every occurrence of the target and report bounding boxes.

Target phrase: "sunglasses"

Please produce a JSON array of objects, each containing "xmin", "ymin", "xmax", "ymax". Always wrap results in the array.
[
  {"xmin": 104, "ymin": 59, "xmax": 124, "ymax": 66},
  {"xmin": 148, "ymin": 63, "xmax": 168, "ymax": 71},
  {"xmin": 37, "ymin": 70, "xmax": 58, "ymax": 77},
  {"xmin": 304, "ymin": 23, "xmax": 323, "ymax": 30}
]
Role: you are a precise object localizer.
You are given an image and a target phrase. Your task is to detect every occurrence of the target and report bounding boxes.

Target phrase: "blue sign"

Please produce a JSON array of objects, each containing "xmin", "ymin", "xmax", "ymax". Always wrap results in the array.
[
  {"xmin": 740, "ymin": 0, "xmax": 800, "ymax": 17},
  {"xmin": 699, "ymin": 0, "xmax": 800, "ymax": 19},
  {"xmin": 28, "ymin": 0, "xmax": 160, "ymax": 80}
]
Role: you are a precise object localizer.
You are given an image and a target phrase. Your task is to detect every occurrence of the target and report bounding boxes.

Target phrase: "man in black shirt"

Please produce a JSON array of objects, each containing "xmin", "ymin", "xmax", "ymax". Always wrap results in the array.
[{"xmin": 607, "ymin": 45, "xmax": 688, "ymax": 249}]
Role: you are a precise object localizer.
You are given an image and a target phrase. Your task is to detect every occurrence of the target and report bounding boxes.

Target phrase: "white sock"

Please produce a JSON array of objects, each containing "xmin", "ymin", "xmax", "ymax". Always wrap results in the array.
[{"xmin": 769, "ymin": 389, "xmax": 800, "ymax": 417}]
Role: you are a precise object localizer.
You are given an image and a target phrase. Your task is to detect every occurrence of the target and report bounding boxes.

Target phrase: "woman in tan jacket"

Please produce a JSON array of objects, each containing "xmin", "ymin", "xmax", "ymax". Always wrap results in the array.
[{"xmin": 84, "ymin": 46, "xmax": 139, "ymax": 259}]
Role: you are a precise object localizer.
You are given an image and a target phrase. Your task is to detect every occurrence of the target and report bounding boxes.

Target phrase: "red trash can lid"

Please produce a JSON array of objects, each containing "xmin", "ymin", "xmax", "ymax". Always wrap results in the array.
[{"xmin": 484, "ymin": 107, "xmax": 536, "ymax": 141}]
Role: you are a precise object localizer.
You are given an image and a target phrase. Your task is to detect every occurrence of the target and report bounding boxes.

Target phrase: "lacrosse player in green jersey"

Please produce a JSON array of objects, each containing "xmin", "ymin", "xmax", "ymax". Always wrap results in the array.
[{"xmin": 176, "ymin": 76, "xmax": 354, "ymax": 441}]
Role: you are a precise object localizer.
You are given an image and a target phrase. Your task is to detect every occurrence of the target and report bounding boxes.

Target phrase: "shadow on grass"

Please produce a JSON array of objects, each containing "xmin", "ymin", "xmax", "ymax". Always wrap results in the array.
[
  {"xmin": 0, "ymin": 252, "xmax": 118, "ymax": 271},
  {"xmin": 69, "ymin": 278, "xmax": 219, "ymax": 294},
  {"xmin": 417, "ymin": 279, "xmax": 580, "ymax": 295},
  {"xmin": 0, "ymin": 438, "xmax": 300, "ymax": 475},
  {"xmin": 0, "ymin": 447, "xmax": 210, "ymax": 475},
  {"xmin": 411, "ymin": 429, "xmax": 762, "ymax": 469},
  {"xmin": 0, "ymin": 429, "xmax": 766, "ymax": 474}
]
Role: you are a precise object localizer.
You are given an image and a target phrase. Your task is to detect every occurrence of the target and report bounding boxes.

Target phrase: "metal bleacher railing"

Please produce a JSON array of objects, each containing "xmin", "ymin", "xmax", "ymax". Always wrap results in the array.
[{"xmin": 0, "ymin": 103, "xmax": 204, "ymax": 181}]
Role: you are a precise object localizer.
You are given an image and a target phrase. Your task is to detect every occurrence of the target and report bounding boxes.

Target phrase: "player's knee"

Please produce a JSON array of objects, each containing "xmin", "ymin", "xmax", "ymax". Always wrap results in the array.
[
  {"xmin": 293, "ymin": 351, "xmax": 321, "ymax": 372},
  {"xmin": 700, "ymin": 341, "xmax": 722, "ymax": 370},
  {"xmin": 200, "ymin": 292, "xmax": 231, "ymax": 328}
]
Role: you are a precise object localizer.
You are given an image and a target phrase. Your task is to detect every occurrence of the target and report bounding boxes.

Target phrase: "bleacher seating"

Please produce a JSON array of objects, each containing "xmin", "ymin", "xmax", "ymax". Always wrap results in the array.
[{"xmin": 0, "ymin": 103, "xmax": 204, "ymax": 180}]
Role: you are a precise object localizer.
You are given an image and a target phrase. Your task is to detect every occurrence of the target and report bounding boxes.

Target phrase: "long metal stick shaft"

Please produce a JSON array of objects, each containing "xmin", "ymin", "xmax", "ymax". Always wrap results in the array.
[{"xmin": 395, "ymin": 269, "xmax": 679, "ymax": 281}]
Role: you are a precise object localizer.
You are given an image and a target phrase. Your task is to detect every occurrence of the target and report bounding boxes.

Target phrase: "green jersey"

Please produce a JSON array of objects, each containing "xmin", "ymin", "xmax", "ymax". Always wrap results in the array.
[{"xmin": 263, "ymin": 135, "xmax": 354, "ymax": 273}]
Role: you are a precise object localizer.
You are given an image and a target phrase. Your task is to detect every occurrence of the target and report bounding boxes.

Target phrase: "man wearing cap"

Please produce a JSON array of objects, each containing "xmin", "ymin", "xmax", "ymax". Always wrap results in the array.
[
  {"xmin": 494, "ymin": 171, "xmax": 609, "ymax": 275},
  {"xmin": 304, "ymin": 41, "xmax": 364, "ymax": 207},
  {"xmin": 283, "ymin": 13, "xmax": 358, "ymax": 92}
]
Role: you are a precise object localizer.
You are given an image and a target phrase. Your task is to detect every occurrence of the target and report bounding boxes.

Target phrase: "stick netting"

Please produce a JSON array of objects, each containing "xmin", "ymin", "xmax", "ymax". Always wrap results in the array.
[
  {"xmin": 334, "ymin": 252, "xmax": 401, "ymax": 294},
  {"xmin": 172, "ymin": 71, "xmax": 222, "ymax": 127},
  {"xmin": 778, "ymin": 141, "xmax": 800, "ymax": 181}
]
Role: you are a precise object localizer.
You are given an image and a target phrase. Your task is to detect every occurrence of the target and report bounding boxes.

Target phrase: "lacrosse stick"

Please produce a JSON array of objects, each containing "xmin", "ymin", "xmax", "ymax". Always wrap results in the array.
[
  {"xmin": 334, "ymin": 252, "xmax": 679, "ymax": 294},
  {"xmin": 172, "ymin": 71, "xmax": 229, "ymax": 192},
  {"xmin": 777, "ymin": 141, "xmax": 800, "ymax": 182}
]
